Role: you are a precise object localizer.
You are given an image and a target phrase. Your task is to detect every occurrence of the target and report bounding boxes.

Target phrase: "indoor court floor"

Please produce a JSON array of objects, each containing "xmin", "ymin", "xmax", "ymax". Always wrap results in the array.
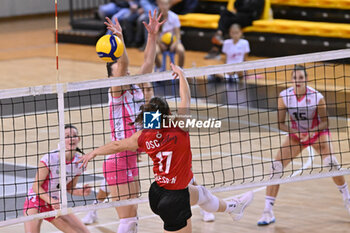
[{"xmin": 1, "ymin": 14, "xmax": 350, "ymax": 233}]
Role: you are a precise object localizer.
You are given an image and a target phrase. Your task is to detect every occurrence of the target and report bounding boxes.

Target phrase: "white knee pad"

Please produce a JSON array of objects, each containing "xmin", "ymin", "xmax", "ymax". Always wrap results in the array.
[
  {"xmin": 270, "ymin": 160, "xmax": 283, "ymax": 180},
  {"xmin": 118, "ymin": 217, "xmax": 138, "ymax": 233},
  {"xmin": 196, "ymin": 186, "xmax": 219, "ymax": 212},
  {"xmin": 323, "ymin": 155, "xmax": 341, "ymax": 171}
]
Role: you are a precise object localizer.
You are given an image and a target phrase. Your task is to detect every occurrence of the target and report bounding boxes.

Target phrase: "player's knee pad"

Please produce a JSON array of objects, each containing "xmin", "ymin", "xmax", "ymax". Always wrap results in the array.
[
  {"xmin": 270, "ymin": 160, "xmax": 283, "ymax": 180},
  {"xmin": 196, "ymin": 186, "xmax": 219, "ymax": 212},
  {"xmin": 323, "ymin": 155, "xmax": 340, "ymax": 171},
  {"xmin": 118, "ymin": 217, "xmax": 138, "ymax": 233}
]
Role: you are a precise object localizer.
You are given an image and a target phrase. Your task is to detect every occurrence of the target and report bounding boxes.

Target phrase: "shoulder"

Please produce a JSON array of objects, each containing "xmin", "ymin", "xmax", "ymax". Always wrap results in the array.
[
  {"xmin": 240, "ymin": 39, "xmax": 249, "ymax": 45},
  {"xmin": 40, "ymin": 151, "xmax": 59, "ymax": 170},
  {"xmin": 168, "ymin": 11, "xmax": 179, "ymax": 20},
  {"xmin": 223, "ymin": 39, "xmax": 231, "ymax": 45},
  {"xmin": 280, "ymin": 87, "xmax": 293, "ymax": 97},
  {"xmin": 307, "ymin": 86, "xmax": 324, "ymax": 101}
]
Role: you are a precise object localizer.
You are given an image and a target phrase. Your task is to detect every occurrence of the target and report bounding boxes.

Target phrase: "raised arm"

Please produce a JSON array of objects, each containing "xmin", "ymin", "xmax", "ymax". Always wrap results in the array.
[
  {"xmin": 139, "ymin": 10, "xmax": 165, "ymax": 74},
  {"xmin": 78, "ymin": 130, "xmax": 142, "ymax": 169},
  {"xmin": 171, "ymin": 63, "xmax": 191, "ymax": 116},
  {"xmin": 139, "ymin": 10, "xmax": 165, "ymax": 102},
  {"xmin": 104, "ymin": 17, "xmax": 129, "ymax": 97}
]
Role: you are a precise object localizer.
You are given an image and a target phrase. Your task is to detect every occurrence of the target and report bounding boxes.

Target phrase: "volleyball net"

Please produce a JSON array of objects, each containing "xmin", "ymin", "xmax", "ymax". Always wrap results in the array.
[{"xmin": 1, "ymin": 49, "xmax": 350, "ymax": 226}]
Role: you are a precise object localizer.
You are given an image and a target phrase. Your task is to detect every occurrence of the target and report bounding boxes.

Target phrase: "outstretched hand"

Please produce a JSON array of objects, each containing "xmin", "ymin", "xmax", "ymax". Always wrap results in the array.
[
  {"xmin": 170, "ymin": 63, "xmax": 184, "ymax": 79},
  {"xmin": 77, "ymin": 152, "xmax": 96, "ymax": 169},
  {"xmin": 143, "ymin": 9, "xmax": 166, "ymax": 36},
  {"xmin": 104, "ymin": 17, "xmax": 123, "ymax": 38}
]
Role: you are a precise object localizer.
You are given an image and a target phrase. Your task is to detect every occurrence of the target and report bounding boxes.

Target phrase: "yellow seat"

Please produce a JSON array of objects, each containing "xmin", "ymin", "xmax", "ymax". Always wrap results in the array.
[
  {"xmin": 244, "ymin": 19, "xmax": 350, "ymax": 39},
  {"xmin": 179, "ymin": 0, "xmax": 272, "ymax": 29},
  {"xmin": 270, "ymin": 0, "xmax": 350, "ymax": 9}
]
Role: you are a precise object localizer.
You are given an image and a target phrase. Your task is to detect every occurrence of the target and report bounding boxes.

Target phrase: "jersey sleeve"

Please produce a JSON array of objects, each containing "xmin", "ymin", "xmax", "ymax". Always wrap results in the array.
[
  {"xmin": 244, "ymin": 39, "xmax": 250, "ymax": 54},
  {"xmin": 222, "ymin": 40, "xmax": 229, "ymax": 54},
  {"xmin": 172, "ymin": 12, "xmax": 181, "ymax": 28}
]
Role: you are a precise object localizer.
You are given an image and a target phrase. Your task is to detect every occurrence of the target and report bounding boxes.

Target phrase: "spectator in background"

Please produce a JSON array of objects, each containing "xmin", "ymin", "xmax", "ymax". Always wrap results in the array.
[
  {"xmin": 155, "ymin": 0, "xmax": 185, "ymax": 70},
  {"xmin": 208, "ymin": 24, "xmax": 250, "ymax": 82},
  {"xmin": 116, "ymin": 0, "xmax": 145, "ymax": 46},
  {"xmin": 170, "ymin": 0, "xmax": 199, "ymax": 15},
  {"xmin": 98, "ymin": 0, "xmax": 130, "ymax": 19},
  {"xmin": 135, "ymin": 0, "xmax": 158, "ymax": 50},
  {"xmin": 205, "ymin": 0, "xmax": 264, "ymax": 60},
  {"xmin": 222, "ymin": 23, "xmax": 249, "ymax": 81}
]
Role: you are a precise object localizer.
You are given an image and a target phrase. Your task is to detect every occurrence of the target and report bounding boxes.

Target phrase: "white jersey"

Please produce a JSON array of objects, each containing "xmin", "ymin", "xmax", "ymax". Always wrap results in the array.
[
  {"xmin": 161, "ymin": 10, "xmax": 180, "ymax": 35},
  {"xmin": 28, "ymin": 150, "xmax": 84, "ymax": 200},
  {"xmin": 222, "ymin": 39, "xmax": 250, "ymax": 64},
  {"xmin": 109, "ymin": 84, "xmax": 144, "ymax": 142},
  {"xmin": 280, "ymin": 86, "xmax": 324, "ymax": 132}
]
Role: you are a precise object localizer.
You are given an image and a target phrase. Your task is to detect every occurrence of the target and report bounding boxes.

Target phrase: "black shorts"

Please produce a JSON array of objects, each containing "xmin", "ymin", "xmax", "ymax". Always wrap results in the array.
[{"xmin": 149, "ymin": 182, "xmax": 192, "ymax": 231}]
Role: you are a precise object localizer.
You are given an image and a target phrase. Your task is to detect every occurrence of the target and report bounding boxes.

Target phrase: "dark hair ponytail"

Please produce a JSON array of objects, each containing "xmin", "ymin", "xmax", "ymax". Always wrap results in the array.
[{"xmin": 132, "ymin": 97, "xmax": 170, "ymax": 127}]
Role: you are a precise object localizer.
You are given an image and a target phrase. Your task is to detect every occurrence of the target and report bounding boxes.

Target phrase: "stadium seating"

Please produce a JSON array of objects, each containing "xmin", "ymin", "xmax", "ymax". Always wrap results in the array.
[{"xmin": 179, "ymin": 0, "xmax": 350, "ymax": 56}]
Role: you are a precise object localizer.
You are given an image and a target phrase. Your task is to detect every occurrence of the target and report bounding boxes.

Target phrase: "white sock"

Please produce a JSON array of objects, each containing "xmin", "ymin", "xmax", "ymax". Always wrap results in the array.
[
  {"xmin": 264, "ymin": 196, "xmax": 276, "ymax": 212},
  {"xmin": 118, "ymin": 217, "xmax": 138, "ymax": 233},
  {"xmin": 197, "ymin": 186, "xmax": 220, "ymax": 212},
  {"xmin": 338, "ymin": 183, "xmax": 350, "ymax": 201}
]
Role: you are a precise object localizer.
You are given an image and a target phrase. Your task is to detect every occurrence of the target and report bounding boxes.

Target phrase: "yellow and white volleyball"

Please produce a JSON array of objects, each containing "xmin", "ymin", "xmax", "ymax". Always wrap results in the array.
[
  {"xmin": 161, "ymin": 32, "xmax": 177, "ymax": 45},
  {"xmin": 96, "ymin": 35, "xmax": 124, "ymax": 62}
]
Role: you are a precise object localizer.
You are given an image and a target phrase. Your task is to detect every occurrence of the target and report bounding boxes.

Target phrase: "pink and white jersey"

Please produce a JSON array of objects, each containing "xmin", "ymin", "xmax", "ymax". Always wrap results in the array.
[
  {"xmin": 109, "ymin": 85, "xmax": 144, "ymax": 141},
  {"xmin": 280, "ymin": 86, "xmax": 324, "ymax": 132},
  {"xmin": 27, "ymin": 150, "xmax": 84, "ymax": 200}
]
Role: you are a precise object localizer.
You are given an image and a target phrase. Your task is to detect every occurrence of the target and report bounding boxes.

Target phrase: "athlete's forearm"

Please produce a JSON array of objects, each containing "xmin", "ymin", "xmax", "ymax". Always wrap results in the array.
[
  {"xmin": 310, "ymin": 121, "xmax": 328, "ymax": 132},
  {"xmin": 179, "ymin": 71, "xmax": 191, "ymax": 109},
  {"xmin": 91, "ymin": 141, "xmax": 124, "ymax": 157},
  {"xmin": 278, "ymin": 123, "xmax": 298, "ymax": 134},
  {"xmin": 141, "ymin": 33, "xmax": 157, "ymax": 74}
]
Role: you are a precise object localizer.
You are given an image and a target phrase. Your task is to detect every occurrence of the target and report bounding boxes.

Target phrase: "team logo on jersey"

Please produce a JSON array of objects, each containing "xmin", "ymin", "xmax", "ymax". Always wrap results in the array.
[{"xmin": 144, "ymin": 110, "xmax": 161, "ymax": 129}]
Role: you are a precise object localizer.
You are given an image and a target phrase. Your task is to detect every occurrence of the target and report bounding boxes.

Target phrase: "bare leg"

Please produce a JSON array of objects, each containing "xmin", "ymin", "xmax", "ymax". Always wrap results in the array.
[
  {"xmin": 51, "ymin": 214, "xmax": 89, "ymax": 233},
  {"xmin": 312, "ymin": 134, "xmax": 345, "ymax": 186},
  {"xmin": 266, "ymin": 136, "xmax": 304, "ymax": 197},
  {"xmin": 258, "ymin": 136, "xmax": 304, "ymax": 226},
  {"xmin": 24, "ymin": 208, "xmax": 42, "ymax": 233}
]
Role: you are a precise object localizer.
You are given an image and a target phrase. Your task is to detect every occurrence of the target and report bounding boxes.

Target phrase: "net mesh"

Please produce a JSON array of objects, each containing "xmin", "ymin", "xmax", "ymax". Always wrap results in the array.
[{"xmin": 1, "ymin": 49, "xmax": 350, "ymax": 226}]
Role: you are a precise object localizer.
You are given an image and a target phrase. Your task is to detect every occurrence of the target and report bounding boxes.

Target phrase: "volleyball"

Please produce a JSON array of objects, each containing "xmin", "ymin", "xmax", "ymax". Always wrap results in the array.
[
  {"xmin": 161, "ymin": 32, "xmax": 176, "ymax": 45},
  {"xmin": 96, "ymin": 35, "xmax": 124, "ymax": 62}
]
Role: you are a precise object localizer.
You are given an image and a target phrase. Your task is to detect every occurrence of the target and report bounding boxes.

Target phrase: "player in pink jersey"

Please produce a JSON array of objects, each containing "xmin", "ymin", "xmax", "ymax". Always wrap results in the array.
[
  {"xmin": 23, "ymin": 124, "xmax": 91, "ymax": 233},
  {"xmin": 78, "ymin": 63, "xmax": 254, "ymax": 233},
  {"xmin": 82, "ymin": 10, "xmax": 165, "ymax": 232},
  {"xmin": 257, "ymin": 65, "xmax": 350, "ymax": 226}
]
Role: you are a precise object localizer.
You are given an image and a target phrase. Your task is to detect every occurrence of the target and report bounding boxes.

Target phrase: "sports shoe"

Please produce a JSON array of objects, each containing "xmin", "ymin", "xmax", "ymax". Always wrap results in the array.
[
  {"xmin": 228, "ymin": 191, "xmax": 254, "ymax": 221},
  {"xmin": 211, "ymin": 35, "xmax": 223, "ymax": 46},
  {"xmin": 257, "ymin": 210, "xmax": 275, "ymax": 226},
  {"xmin": 200, "ymin": 209, "xmax": 215, "ymax": 222},
  {"xmin": 82, "ymin": 210, "xmax": 98, "ymax": 225},
  {"xmin": 204, "ymin": 52, "xmax": 221, "ymax": 60}
]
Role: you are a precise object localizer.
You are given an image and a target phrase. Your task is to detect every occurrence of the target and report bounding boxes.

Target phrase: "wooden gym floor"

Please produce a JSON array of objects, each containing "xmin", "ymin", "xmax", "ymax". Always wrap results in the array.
[{"xmin": 1, "ymin": 14, "xmax": 350, "ymax": 233}]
